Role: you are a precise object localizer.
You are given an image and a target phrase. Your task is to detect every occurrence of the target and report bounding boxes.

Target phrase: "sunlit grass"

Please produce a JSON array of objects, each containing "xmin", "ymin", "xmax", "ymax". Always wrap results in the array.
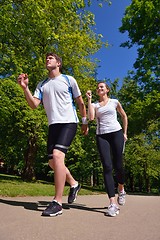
[{"xmin": 0, "ymin": 174, "xmax": 105, "ymax": 197}]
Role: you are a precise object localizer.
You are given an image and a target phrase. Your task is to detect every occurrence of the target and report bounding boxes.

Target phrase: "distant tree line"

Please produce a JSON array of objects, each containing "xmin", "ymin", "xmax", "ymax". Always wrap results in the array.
[{"xmin": 0, "ymin": 0, "xmax": 159, "ymax": 193}]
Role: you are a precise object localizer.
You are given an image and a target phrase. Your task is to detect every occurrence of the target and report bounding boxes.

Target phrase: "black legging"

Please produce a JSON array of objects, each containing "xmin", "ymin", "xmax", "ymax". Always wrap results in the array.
[{"xmin": 96, "ymin": 129, "xmax": 125, "ymax": 198}]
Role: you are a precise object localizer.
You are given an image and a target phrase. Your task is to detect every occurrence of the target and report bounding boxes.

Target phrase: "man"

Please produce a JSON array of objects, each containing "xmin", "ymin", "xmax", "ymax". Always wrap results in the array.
[{"xmin": 18, "ymin": 53, "xmax": 88, "ymax": 217}]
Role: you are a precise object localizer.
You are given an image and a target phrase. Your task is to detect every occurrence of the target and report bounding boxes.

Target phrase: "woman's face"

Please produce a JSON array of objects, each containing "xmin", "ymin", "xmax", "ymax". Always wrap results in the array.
[{"xmin": 96, "ymin": 83, "xmax": 109, "ymax": 96}]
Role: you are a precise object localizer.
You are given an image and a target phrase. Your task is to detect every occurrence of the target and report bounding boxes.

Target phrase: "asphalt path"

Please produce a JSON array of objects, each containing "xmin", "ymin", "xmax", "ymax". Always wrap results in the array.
[{"xmin": 0, "ymin": 194, "xmax": 160, "ymax": 240}]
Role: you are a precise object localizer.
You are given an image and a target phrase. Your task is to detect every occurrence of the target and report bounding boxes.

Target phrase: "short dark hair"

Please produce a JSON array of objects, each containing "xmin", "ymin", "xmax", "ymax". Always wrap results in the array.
[{"xmin": 46, "ymin": 52, "xmax": 63, "ymax": 72}]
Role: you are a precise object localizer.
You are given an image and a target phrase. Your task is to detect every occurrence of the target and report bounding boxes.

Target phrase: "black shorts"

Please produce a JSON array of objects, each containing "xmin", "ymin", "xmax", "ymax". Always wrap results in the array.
[{"xmin": 47, "ymin": 123, "xmax": 77, "ymax": 159}]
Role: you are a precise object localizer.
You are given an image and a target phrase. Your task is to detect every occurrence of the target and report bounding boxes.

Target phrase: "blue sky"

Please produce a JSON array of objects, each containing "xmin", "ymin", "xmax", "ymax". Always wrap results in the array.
[{"xmin": 88, "ymin": 0, "xmax": 137, "ymax": 87}]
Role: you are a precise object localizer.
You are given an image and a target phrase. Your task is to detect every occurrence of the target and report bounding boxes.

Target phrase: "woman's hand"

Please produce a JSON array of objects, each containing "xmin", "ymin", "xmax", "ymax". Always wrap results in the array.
[{"xmin": 86, "ymin": 90, "xmax": 92, "ymax": 100}]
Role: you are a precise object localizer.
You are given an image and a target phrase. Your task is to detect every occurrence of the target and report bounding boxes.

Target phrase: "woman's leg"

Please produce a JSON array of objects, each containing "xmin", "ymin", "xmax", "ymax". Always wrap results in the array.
[
  {"xmin": 96, "ymin": 135, "xmax": 116, "ymax": 201},
  {"xmin": 110, "ymin": 130, "xmax": 125, "ymax": 187}
]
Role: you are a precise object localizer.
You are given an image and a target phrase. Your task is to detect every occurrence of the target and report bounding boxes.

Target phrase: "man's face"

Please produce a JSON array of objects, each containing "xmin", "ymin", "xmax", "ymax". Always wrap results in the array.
[{"xmin": 46, "ymin": 55, "xmax": 60, "ymax": 71}]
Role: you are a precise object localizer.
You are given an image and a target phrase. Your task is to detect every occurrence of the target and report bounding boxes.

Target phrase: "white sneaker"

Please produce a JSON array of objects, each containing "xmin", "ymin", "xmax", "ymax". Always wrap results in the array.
[
  {"xmin": 117, "ymin": 190, "xmax": 126, "ymax": 205},
  {"xmin": 105, "ymin": 204, "xmax": 120, "ymax": 217}
]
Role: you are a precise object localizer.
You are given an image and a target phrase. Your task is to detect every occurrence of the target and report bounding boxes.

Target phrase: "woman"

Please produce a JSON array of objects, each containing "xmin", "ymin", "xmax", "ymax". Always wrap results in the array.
[{"xmin": 86, "ymin": 82, "xmax": 128, "ymax": 217}]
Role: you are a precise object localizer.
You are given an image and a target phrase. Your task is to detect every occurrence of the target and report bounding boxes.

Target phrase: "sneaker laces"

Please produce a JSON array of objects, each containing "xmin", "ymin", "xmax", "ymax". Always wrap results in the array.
[
  {"xmin": 119, "ymin": 191, "xmax": 126, "ymax": 197},
  {"xmin": 46, "ymin": 201, "xmax": 61, "ymax": 210},
  {"xmin": 108, "ymin": 204, "xmax": 119, "ymax": 210}
]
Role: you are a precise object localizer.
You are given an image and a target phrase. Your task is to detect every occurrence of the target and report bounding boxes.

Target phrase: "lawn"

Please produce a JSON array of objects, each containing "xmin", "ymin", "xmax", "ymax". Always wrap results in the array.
[{"xmin": 0, "ymin": 174, "xmax": 105, "ymax": 197}]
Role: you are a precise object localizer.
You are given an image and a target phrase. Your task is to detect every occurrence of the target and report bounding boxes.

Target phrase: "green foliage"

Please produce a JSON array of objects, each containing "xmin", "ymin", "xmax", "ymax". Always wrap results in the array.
[
  {"xmin": 124, "ymin": 124, "xmax": 160, "ymax": 192},
  {"xmin": 0, "ymin": 0, "xmax": 110, "ymax": 182},
  {"xmin": 0, "ymin": 0, "xmax": 108, "ymax": 92},
  {"xmin": 0, "ymin": 79, "xmax": 48, "ymax": 178},
  {"xmin": 119, "ymin": 1, "xmax": 160, "ymax": 192},
  {"xmin": 0, "ymin": 79, "xmax": 26, "ymax": 169},
  {"xmin": 118, "ymin": 74, "xmax": 160, "ymax": 137},
  {"xmin": 0, "ymin": 0, "xmax": 159, "ymax": 192},
  {"xmin": 118, "ymin": 75, "xmax": 160, "ymax": 192},
  {"xmin": 119, "ymin": 0, "xmax": 160, "ymax": 89}
]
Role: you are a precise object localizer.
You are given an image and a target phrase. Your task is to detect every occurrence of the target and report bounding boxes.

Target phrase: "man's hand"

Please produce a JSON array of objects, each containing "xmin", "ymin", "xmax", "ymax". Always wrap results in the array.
[
  {"xmin": 17, "ymin": 73, "xmax": 29, "ymax": 90},
  {"xmin": 81, "ymin": 124, "xmax": 89, "ymax": 135},
  {"xmin": 123, "ymin": 133, "xmax": 128, "ymax": 142}
]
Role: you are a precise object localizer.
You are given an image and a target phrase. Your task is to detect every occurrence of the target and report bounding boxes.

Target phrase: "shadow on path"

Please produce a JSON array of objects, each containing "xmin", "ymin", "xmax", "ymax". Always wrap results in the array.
[
  {"xmin": 0, "ymin": 198, "xmax": 106, "ymax": 214},
  {"xmin": 0, "ymin": 198, "xmax": 42, "ymax": 211},
  {"xmin": 62, "ymin": 203, "xmax": 106, "ymax": 214}
]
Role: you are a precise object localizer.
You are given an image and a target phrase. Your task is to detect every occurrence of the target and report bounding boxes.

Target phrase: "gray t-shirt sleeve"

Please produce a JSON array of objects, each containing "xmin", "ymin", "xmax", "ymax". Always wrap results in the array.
[
  {"xmin": 68, "ymin": 76, "xmax": 81, "ymax": 98},
  {"xmin": 33, "ymin": 82, "xmax": 43, "ymax": 101}
]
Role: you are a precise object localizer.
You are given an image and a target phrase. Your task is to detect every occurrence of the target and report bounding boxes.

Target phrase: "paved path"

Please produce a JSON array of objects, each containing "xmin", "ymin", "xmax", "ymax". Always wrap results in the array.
[{"xmin": 0, "ymin": 194, "xmax": 160, "ymax": 240}]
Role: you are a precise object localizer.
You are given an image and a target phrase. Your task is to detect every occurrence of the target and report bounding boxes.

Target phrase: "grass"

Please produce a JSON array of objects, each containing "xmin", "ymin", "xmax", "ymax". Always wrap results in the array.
[{"xmin": 0, "ymin": 174, "xmax": 105, "ymax": 197}]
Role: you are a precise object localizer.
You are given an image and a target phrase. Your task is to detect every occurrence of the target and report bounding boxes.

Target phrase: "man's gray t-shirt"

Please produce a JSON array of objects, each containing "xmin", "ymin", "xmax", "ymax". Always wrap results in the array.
[{"xmin": 33, "ymin": 74, "xmax": 81, "ymax": 125}]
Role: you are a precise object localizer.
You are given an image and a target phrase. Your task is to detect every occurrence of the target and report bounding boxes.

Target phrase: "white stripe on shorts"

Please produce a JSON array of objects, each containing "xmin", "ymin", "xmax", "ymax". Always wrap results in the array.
[{"xmin": 55, "ymin": 144, "xmax": 69, "ymax": 150}]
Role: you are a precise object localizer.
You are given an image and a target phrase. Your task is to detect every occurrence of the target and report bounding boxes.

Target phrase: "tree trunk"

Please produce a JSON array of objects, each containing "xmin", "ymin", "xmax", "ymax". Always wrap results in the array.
[
  {"xmin": 146, "ymin": 177, "xmax": 151, "ymax": 193},
  {"xmin": 129, "ymin": 174, "xmax": 135, "ymax": 192},
  {"xmin": 138, "ymin": 175, "xmax": 143, "ymax": 192},
  {"xmin": 90, "ymin": 174, "xmax": 93, "ymax": 187},
  {"xmin": 144, "ymin": 163, "xmax": 150, "ymax": 193},
  {"xmin": 22, "ymin": 136, "xmax": 38, "ymax": 181}
]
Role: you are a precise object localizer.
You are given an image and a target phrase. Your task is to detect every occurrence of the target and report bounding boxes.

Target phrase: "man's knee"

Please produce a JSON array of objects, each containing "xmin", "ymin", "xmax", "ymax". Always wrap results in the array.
[
  {"xmin": 53, "ymin": 149, "xmax": 65, "ymax": 160},
  {"xmin": 48, "ymin": 149, "xmax": 65, "ymax": 168}
]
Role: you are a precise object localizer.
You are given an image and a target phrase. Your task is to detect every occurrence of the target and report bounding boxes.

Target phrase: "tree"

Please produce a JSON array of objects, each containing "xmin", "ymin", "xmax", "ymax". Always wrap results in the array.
[
  {"xmin": 124, "ymin": 123, "xmax": 160, "ymax": 192},
  {"xmin": 119, "ymin": 0, "xmax": 160, "ymax": 92},
  {"xmin": 0, "ymin": 0, "xmax": 110, "ymax": 92},
  {"xmin": 0, "ymin": 0, "xmax": 111, "ymax": 181},
  {"xmin": 0, "ymin": 79, "xmax": 48, "ymax": 180},
  {"xmin": 118, "ymin": 75, "xmax": 160, "ymax": 136}
]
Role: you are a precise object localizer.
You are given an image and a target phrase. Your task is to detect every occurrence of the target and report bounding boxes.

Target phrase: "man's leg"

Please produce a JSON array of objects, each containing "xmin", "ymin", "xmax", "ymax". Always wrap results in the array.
[
  {"xmin": 65, "ymin": 167, "xmax": 78, "ymax": 186},
  {"xmin": 50, "ymin": 149, "xmax": 66, "ymax": 204},
  {"xmin": 41, "ymin": 149, "xmax": 65, "ymax": 217},
  {"xmin": 46, "ymin": 123, "xmax": 80, "ymax": 208},
  {"xmin": 49, "ymin": 160, "xmax": 78, "ymax": 186},
  {"xmin": 66, "ymin": 166, "xmax": 81, "ymax": 204},
  {"xmin": 49, "ymin": 156, "xmax": 80, "ymax": 204}
]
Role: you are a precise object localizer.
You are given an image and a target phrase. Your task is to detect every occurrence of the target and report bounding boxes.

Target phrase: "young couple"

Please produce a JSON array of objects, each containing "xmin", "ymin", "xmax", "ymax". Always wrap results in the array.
[{"xmin": 18, "ymin": 53, "xmax": 128, "ymax": 217}]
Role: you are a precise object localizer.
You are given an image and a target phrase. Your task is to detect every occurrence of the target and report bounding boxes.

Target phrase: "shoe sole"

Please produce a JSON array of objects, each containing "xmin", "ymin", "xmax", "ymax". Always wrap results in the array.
[
  {"xmin": 105, "ymin": 210, "xmax": 119, "ymax": 217},
  {"xmin": 118, "ymin": 202, "xmax": 125, "ymax": 206},
  {"xmin": 73, "ymin": 185, "xmax": 81, "ymax": 202},
  {"xmin": 68, "ymin": 185, "xmax": 81, "ymax": 204},
  {"xmin": 42, "ymin": 210, "xmax": 63, "ymax": 217}
]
